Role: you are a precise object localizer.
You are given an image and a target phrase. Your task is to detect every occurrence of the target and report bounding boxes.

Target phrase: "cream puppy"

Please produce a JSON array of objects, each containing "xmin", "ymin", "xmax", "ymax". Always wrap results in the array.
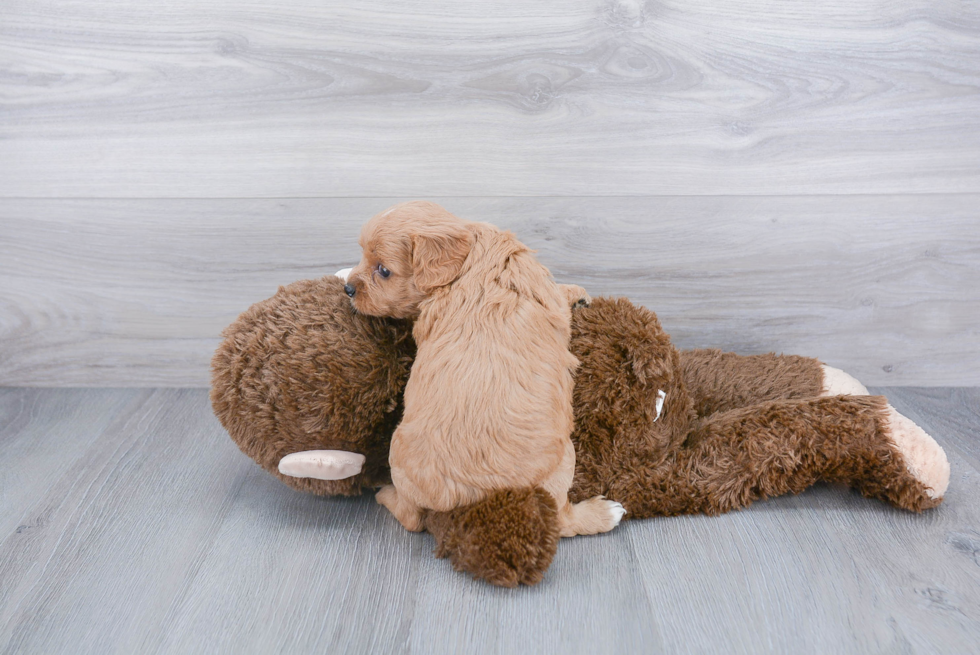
[{"xmin": 345, "ymin": 201, "xmax": 625, "ymax": 536}]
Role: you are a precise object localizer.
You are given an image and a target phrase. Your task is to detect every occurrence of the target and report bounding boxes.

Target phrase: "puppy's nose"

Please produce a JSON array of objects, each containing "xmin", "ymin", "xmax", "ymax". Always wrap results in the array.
[{"xmin": 344, "ymin": 283, "xmax": 356, "ymax": 298}]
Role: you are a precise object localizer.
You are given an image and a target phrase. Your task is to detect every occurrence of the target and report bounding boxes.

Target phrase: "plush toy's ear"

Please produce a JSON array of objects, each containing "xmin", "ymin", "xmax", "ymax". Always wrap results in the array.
[{"xmin": 411, "ymin": 226, "xmax": 473, "ymax": 294}]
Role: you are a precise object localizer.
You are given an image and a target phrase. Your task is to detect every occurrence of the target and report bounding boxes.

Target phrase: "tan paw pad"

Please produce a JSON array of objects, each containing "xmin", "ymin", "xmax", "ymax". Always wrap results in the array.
[
  {"xmin": 883, "ymin": 405, "xmax": 950, "ymax": 499},
  {"xmin": 820, "ymin": 365, "xmax": 870, "ymax": 396}
]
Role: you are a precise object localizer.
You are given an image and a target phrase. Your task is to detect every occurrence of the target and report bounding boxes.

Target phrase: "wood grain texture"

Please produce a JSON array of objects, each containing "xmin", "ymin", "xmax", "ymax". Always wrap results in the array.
[
  {"xmin": 2, "ymin": 0, "xmax": 979, "ymax": 197},
  {"xmin": 0, "ymin": 387, "xmax": 977, "ymax": 654},
  {"xmin": 2, "ymin": 196, "xmax": 978, "ymax": 387}
]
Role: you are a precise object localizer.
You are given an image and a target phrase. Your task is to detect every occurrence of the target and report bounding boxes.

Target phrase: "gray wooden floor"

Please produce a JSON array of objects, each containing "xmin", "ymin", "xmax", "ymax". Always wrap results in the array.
[{"xmin": 0, "ymin": 387, "xmax": 978, "ymax": 654}]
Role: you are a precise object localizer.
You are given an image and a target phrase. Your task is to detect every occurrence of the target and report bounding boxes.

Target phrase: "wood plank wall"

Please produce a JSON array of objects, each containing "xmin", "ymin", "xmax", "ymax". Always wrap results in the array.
[{"xmin": 1, "ymin": 0, "xmax": 978, "ymax": 386}]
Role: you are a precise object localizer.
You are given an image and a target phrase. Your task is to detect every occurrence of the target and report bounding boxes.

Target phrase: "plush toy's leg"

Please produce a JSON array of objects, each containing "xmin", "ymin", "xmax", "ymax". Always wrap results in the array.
[
  {"xmin": 376, "ymin": 484, "xmax": 425, "ymax": 532},
  {"xmin": 693, "ymin": 395, "xmax": 948, "ymax": 513},
  {"xmin": 610, "ymin": 395, "xmax": 948, "ymax": 518}
]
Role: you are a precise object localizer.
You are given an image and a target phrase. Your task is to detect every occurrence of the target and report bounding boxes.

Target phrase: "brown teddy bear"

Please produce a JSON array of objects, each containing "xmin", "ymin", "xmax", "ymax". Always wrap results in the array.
[{"xmin": 211, "ymin": 274, "xmax": 950, "ymax": 587}]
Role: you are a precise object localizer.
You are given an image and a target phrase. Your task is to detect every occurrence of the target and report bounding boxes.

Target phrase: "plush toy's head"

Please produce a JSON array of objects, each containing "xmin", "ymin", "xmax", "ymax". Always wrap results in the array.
[{"xmin": 210, "ymin": 276, "xmax": 415, "ymax": 495}]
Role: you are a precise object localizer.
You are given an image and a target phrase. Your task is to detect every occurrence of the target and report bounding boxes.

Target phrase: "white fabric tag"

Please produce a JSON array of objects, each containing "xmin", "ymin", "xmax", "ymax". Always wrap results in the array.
[
  {"xmin": 654, "ymin": 390, "xmax": 666, "ymax": 422},
  {"xmin": 335, "ymin": 267, "xmax": 352, "ymax": 281}
]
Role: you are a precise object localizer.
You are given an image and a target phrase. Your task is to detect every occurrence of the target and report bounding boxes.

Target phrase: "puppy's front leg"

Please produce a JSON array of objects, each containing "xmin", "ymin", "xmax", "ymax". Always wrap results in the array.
[
  {"xmin": 376, "ymin": 484, "xmax": 425, "ymax": 532},
  {"xmin": 558, "ymin": 283, "xmax": 591, "ymax": 309}
]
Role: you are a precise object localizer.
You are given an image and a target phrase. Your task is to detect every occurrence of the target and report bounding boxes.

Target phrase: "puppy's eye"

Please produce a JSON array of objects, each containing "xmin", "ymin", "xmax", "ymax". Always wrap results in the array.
[{"xmin": 377, "ymin": 264, "xmax": 391, "ymax": 278}]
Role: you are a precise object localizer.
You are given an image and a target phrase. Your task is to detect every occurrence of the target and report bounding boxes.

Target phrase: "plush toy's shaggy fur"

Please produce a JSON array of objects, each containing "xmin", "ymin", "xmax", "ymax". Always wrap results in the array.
[
  {"xmin": 564, "ymin": 300, "xmax": 941, "ymax": 516},
  {"xmin": 425, "ymin": 487, "xmax": 560, "ymax": 588},
  {"xmin": 211, "ymin": 277, "xmax": 414, "ymax": 496},
  {"xmin": 212, "ymin": 276, "xmax": 948, "ymax": 587}
]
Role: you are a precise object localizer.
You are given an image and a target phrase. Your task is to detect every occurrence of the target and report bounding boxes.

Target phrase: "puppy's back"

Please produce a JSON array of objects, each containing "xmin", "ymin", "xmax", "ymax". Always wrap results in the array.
[{"xmin": 394, "ymin": 225, "xmax": 577, "ymax": 504}]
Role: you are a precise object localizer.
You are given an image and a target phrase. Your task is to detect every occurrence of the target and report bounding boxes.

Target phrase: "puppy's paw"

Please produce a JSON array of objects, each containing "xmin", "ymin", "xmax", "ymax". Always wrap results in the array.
[
  {"xmin": 607, "ymin": 500, "xmax": 627, "ymax": 525},
  {"xmin": 560, "ymin": 496, "xmax": 626, "ymax": 536},
  {"xmin": 559, "ymin": 284, "xmax": 591, "ymax": 309},
  {"xmin": 376, "ymin": 485, "xmax": 424, "ymax": 532},
  {"xmin": 376, "ymin": 484, "xmax": 398, "ymax": 507}
]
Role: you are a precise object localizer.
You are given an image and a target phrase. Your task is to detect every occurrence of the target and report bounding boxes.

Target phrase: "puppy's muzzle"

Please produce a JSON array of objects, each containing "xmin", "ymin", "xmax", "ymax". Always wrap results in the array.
[{"xmin": 344, "ymin": 284, "xmax": 356, "ymax": 298}]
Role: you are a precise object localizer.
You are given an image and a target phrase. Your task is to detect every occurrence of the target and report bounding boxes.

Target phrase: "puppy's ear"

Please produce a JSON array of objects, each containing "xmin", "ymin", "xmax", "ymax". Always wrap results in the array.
[{"xmin": 412, "ymin": 226, "xmax": 473, "ymax": 293}]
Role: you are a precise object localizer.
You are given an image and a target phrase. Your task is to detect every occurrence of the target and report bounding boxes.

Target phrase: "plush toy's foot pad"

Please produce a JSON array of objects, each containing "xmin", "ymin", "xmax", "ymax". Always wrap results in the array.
[
  {"xmin": 558, "ymin": 496, "xmax": 626, "ymax": 537},
  {"xmin": 278, "ymin": 450, "xmax": 365, "ymax": 480},
  {"xmin": 820, "ymin": 365, "xmax": 870, "ymax": 396},
  {"xmin": 883, "ymin": 405, "xmax": 950, "ymax": 503}
]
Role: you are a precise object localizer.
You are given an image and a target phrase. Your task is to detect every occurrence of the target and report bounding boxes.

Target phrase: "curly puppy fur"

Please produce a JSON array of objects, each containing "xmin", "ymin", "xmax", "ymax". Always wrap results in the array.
[{"xmin": 346, "ymin": 201, "xmax": 622, "ymax": 536}]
